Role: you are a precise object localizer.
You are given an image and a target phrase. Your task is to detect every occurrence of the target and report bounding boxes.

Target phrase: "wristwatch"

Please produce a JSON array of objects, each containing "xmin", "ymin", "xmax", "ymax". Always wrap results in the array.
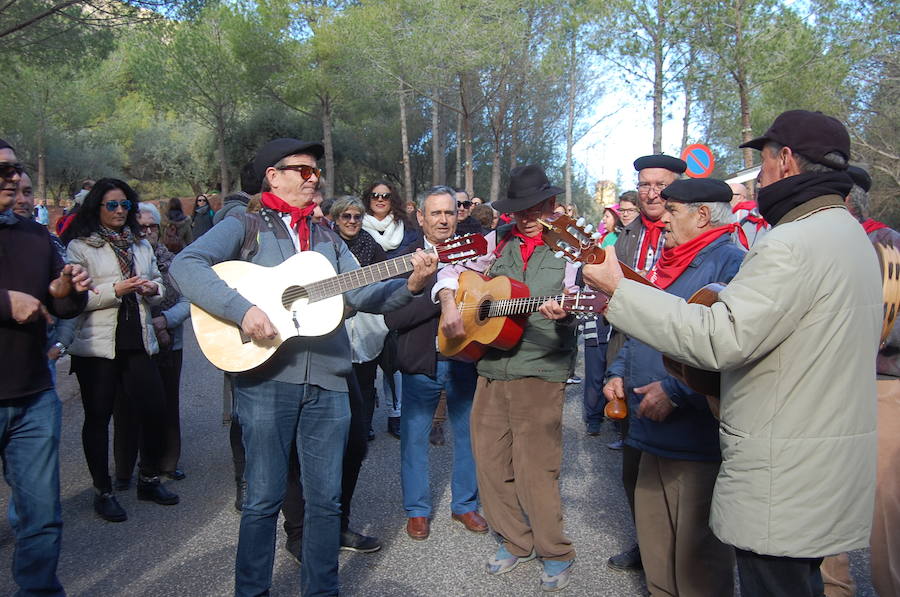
[{"xmin": 53, "ymin": 342, "xmax": 68, "ymax": 357}]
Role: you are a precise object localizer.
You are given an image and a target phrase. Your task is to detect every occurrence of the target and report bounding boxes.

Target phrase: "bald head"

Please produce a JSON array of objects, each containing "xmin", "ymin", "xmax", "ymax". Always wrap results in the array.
[{"xmin": 729, "ymin": 182, "xmax": 749, "ymax": 208}]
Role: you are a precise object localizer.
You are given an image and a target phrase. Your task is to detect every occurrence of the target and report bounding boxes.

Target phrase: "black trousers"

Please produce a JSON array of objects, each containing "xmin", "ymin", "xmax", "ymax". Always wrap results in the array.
[
  {"xmin": 352, "ymin": 360, "xmax": 379, "ymax": 434},
  {"xmin": 73, "ymin": 351, "xmax": 166, "ymax": 493},
  {"xmin": 114, "ymin": 349, "xmax": 183, "ymax": 479},
  {"xmin": 735, "ymin": 548, "xmax": 825, "ymax": 597}
]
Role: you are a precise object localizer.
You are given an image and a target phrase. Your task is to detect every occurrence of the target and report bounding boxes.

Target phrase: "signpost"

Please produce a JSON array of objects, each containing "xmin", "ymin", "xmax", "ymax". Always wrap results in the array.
[{"xmin": 681, "ymin": 144, "xmax": 715, "ymax": 178}]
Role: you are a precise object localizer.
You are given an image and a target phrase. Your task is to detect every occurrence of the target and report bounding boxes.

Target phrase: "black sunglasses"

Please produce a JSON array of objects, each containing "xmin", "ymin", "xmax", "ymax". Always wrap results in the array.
[
  {"xmin": 0, "ymin": 162, "xmax": 25, "ymax": 179},
  {"xmin": 369, "ymin": 192, "xmax": 391, "ymax": 200},
  {"xmin": 276, "ymin": 164, "xmax": 321, "ymax": 181},
  {"xmin": 457, "ymin": 200, "xmax": 473, "ymax": 209},
  {"xmin": 102, "ymin": 199, "xmax": 132, "ymax": 212}
]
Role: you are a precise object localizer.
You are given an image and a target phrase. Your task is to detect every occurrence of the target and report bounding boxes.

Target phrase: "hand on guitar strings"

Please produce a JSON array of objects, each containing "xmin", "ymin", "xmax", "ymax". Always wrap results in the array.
[
  {"xmin": 406, "ymin": 249, "xmax": 439, "ymax": 294},
  {"xmin": 241, "ymin": 305, "xmax": 278, "ymax": 341},
  {"xmin": 581, "ymin": 247, "xmax": 624, "ymax": 296},
  {"xmin": 538, "ymin": 298, "xmax": 568, "ymax": 320},
  {"xmin": 437, "ymin": 288, "xmax": 465, "ymax": 340}
]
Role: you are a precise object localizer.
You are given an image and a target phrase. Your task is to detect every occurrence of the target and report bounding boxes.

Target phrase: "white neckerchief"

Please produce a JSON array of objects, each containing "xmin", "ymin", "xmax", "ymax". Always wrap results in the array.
[{"xmin": 363, "ymin": 213, "xmax": 404, "ymax": 251}]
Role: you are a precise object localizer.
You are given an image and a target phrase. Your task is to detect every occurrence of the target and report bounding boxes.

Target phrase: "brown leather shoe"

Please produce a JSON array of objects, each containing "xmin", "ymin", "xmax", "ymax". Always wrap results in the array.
[
  {"xmin": 452, "ymin": 510, "xmax": 489, "ymax": 533},
  {"xmin": 406, "ymin": 516, "xmax": 430, "ymax": 540}
]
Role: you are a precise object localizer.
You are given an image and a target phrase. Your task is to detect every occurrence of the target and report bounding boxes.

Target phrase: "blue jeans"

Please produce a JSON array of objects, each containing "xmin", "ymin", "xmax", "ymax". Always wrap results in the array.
[
  {"xmin": 1, "ymin": 389, "xmax": 64, "ymax": 597},
  {"xmin": 583, "ymin": 342, "xmax": 607, "ymax": 425},
  {"xmin": 400, "ymin": 360, "xmax": 478, "ymax": 517},
  {"xmin": 233, "ymin": 378, "xmax": 350, "ymax": 597}
]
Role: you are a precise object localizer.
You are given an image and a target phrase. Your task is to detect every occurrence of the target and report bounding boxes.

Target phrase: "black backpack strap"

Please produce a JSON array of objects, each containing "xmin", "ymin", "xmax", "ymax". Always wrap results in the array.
[{"xmin": 228, "ymin": 211, "xmax": 263, "ymax": 261}]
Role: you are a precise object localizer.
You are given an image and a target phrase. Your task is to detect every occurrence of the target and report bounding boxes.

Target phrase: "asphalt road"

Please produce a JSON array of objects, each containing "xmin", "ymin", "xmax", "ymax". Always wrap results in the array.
[{"xmin": 0, "ymin": 328, "xmax": 877, "ymax": 596}]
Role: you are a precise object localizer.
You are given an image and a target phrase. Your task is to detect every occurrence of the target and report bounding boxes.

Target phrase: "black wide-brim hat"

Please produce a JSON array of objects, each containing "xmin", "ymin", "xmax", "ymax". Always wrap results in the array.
[
  {"xmin": 254, "ymin": 138, "xmax": 325, "ymax": 180},
  {"xmin": 492, "ymin": 165, "xmax": 563, "ymax": 213}
]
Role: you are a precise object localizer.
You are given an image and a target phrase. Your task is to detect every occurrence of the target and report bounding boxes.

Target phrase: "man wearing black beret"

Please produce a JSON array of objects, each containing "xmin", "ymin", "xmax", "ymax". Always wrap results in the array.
[
  {"xmin": 584, "ymin": 110, "xmax": 882, "ymax": 597},
  {"xmin": 606, "ymin": 152, "xmax": 686, "ymax": 573},
  {"xmin": 603, "ymin": 177, "xmax": 744, "ymax": 595}
]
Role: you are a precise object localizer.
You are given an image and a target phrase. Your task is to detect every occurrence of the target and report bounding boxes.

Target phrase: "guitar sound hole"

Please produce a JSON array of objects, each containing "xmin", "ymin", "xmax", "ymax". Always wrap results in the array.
[
  {"xmin": 477, "ymin": 300, "xmax": 491, "ymax": 323},
  {"xmin": 282, "ymin": 286, "xmax": 309, "ymax": 310}
]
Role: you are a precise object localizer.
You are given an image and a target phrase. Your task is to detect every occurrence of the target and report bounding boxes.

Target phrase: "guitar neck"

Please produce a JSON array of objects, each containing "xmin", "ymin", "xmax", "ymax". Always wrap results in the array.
[
  {"xmin": 305, "ymin": 248, "xmax": 434, "ymax": 301},
  {"xmin": 487, "ymin": 294, "xmax": 576, "ymax": 317}
]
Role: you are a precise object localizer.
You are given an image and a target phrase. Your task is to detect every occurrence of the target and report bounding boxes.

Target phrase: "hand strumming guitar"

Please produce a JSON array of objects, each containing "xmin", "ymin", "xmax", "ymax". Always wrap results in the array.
[
  {"xmin": 438, "ymin": 288, "xmax": 465, "ymax": 340},
  {"xmin": 241, "ymin": 306, "xmax": 277, "ymax": 341}
]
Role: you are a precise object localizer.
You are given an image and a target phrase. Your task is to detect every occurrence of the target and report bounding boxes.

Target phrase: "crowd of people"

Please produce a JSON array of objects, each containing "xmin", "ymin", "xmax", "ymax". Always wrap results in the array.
[{"xmin": 0, "ymin": 107, "xmax": 897, "ymax": 597}]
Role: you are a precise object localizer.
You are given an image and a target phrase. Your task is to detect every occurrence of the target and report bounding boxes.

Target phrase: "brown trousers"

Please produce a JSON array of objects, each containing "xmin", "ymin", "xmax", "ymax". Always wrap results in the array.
[
  {"xmin": 872, "ymin": 378, "xmax": 900, "ymax": 597},
  {"xmin": 470, "ymin": 376, "xmax": 574, "ymax": 561},
  {"xmin": 636, "ymin": 452, "xmax": 734, "ymax": 597}
]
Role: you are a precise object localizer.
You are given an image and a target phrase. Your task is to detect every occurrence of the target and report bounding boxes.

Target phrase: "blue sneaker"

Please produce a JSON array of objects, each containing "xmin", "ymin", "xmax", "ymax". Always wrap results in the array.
[
  {"xmin": 541, "ymin": 559, "xmax": 574, "ymax": 592},
  {"xmin": 485, "ymin": 544, "xmax": 536, "ymax": 575}
]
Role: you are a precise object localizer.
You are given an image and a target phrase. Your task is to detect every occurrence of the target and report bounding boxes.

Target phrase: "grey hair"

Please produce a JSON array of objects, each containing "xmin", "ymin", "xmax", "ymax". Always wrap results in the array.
[
  {"xmin": 138, "ymin": 201, "xmax": 161, "ymax": 225},
  {"xmin": 330, "ymin": 195, "xmax": 365, "ymax": 220},
  {"xmin": 421, "ymin": 185, "xmax": 458, "ymax": 209},
  {"xmin": 846, "ymin": 185, "xmax": 870, "ymax": 221},
  {"xmin": 764, "ymin": 141, "xmax": 848, "ymax": 173},
  {"xmin": 687, "ymin": 202, "xmax": 735, "ymax": 228}
]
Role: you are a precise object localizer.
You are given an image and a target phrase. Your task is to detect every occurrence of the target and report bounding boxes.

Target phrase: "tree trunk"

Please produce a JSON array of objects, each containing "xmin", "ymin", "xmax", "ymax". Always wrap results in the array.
[
  {"xmin": 36, "ymin": 125, "xmax": 47, "ymax": 205},
  {"xmin": 508, "ymin": 105, "xmax": 520, "ymax": 170},
  {"xmin": 398, "ymin": 81, "xmax": 414, "ymax": 206},
  {"xmin": 321, "ymin": 94, "xmax": 335, "ymax": 198},
  {"xmin": 565, "ymin": 33, "xmax": 577, "ymax": 205},
  {"xmin": 215, "ymin": 111, "xmax": 230, "ymax": 195},
  {"xmin": 681, "ymin": 89, "xmax": 692, "ymax": 152},
  {"xmin": 652, "ymin": 0, "xmax": 664, "ymax": 154},
  {"xmin": 455, "ymin": 110, "xmax": 463, "ymax": 188},
  {"xmin": 431, "ymin": 97, "xmax": 443, "ymax": 186},
  {"xmin": 458, "ymin": 76, "xmax": 475, "ymax": 196}
]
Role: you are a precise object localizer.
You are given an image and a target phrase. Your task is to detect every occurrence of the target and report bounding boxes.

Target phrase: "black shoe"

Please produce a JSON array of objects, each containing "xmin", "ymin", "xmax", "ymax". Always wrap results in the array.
[
  {"xmin": 340, "ymin": 529, "xmax": 381, "ymax": 553},
  {"xmin": 429, "ymin": 422, "xmax": 445, "ymax": 446},
  {"xmin": 607, "ymin": 545, "xmax": 642, "ymax": 571},
  {"xmin": 285, "ymin": 539, "xmax": 302, "ymax": 564},
  {"xmin": 137, "ymin": 476, "xmax": 180, "ymax": 505},
  {"xmin": 367, "ymin": 427, "xmax": 375, "ymax": 441},
  {"xmin": 94, "ymin": 492, "xmax": 127, "ymax": 522},
  {"xmin": 164, "ymin": 469, "xmax": 186, "ymax": 481},
  {"xmin": 235, "ymin": 478, "xmax": 247, "ymax": 512},
  {"xmin": 387, "ymin": 417, "xmax": 401, "ymax": 439},
  {"xmin": 113, "ymin": 477, "xmax": 131, "ymax": 491}
]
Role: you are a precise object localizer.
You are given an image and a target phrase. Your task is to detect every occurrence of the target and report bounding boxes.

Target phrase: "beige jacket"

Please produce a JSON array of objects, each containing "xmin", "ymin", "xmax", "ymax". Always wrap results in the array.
[
  {"xmin": 606, "ymin": 196, "xmax": 881, "ymax": 557},
  {"xmin": 66, "ymin": 234, "xmax": 165, "ymax": 359}
]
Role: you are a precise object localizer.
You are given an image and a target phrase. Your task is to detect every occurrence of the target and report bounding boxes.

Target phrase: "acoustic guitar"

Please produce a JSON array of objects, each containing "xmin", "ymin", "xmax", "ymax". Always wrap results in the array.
[
  {"xmin": 437, "ymin": 270, "xmax": 606, "ymax": 362},
  {"xmin": 192, "ymin": 234, "xmax": 487, "ymax": 373}
]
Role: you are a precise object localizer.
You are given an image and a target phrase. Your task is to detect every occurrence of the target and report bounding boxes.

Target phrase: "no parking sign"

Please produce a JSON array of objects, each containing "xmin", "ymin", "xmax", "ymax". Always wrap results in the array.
[{"xmin": 681, "ymin": 144, "xmax": 715, "ymax": 178}]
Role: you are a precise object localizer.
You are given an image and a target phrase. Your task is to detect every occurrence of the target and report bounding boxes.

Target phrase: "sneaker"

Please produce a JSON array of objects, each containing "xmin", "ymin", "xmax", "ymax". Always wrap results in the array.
[
  {"xmin": 285, "ymin": 539, "xmax": 301, "ymax": 564},
  {"xmin": 429, "ymin": 422, "xmax": 445, "ymax": 446},
  {"xmin": 367, "ymin": 427, "xmax": 375, "ymax": 441},
  {"xmin": 137, "ymin": 476, "xmax": 180, "ymax": 505},
  {"xmin": 234, "ymin": 478, "xmax": 247, "ymax": 512},
  {"xmin": 606, "ymin": 439, "xmax": 624, "ymax": 450},
  {"xmin": 585, "ymin": 422, "xmax": 602, "ymax": 436},
  {"xmin": 340, "ymin": 529, "xmax": 381, "ymax": 553},
  {"xmin": 387, "ymin": 416, "xmax": 401, "ymax": 439},
  {"xmin": 541, "ymin": 559, "xmax": 574, "ymax": 592},
  {"xmin": 566, "ymin": 375, "xmax": 582, "ymax": 384},
  {"xmin": 486, "ymin": 544, "xmax": 536, "ymax": 575},
  {"xmin": 113, "ymin": 477, "xmax": 131, "ymax": 491},
  {"xmin": 607, "ymin": 545, "xmax": 642, "ymax": 571},
  {"xmin": 94, "ymin": 492, "xmax": 127, "ymax": 522}
]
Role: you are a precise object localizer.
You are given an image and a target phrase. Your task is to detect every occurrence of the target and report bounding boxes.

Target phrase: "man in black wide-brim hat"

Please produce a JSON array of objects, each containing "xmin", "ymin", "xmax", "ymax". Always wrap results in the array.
[{"xmin": 433, "ymin": 164, "xmax": 580, "ymax": 591}]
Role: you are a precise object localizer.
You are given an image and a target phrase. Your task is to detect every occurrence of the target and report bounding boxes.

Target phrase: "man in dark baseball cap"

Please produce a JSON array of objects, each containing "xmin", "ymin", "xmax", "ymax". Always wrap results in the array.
[{"xmin": 740, "ymin": 110, "xmax": 850, "ymax": 170}]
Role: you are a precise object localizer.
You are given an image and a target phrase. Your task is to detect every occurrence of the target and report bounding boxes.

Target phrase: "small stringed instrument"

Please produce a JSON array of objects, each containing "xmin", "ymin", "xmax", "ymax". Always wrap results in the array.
[
  {"xmin": 875, "ymin": 241, "xmax": 900, "ymax": 347},
  {"xmin": 192, "ymin": 234, "xmax": 487, "ymax": 372},
  {"xmin": 437, "ymin": 270, "xmax": 606, "ymax": 362}
]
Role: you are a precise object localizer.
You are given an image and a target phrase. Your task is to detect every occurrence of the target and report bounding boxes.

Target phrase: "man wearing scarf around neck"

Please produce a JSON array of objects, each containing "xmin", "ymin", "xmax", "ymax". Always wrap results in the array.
[
  {"xmin": 434, "ymin": 165, "xmax": 580, "ymax": 592},
  {"xmin": 0, "ymin": 139, "xmax": 92, "ymax": 596},
  {"xmin": 606, "ymin": 153, "xmax": 685, "ymax": 574},
  {"xmin": 583, "ymin": 110, "xmax": 882, "ymax": 597},
  {"xmin": 730, "ymin": 181, "xmax": 769, "ymax": 248},
  {"xmin": 604, "ymin": 178, "xmax": 745, "ymax": 597},
  {"xmin": 171, "ymin": 138, "xmax": 437, "ymax": 597}
]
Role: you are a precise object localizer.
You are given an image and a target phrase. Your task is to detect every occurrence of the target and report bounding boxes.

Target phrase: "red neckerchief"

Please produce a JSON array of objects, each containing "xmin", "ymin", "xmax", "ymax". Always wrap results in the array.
[
  {"xmin": 863, "ymin": 218, "xmax": 889, "ymax": 234},
  {"xmin": 648, "ymin": 225, "xmax": 736, "ymax": 289},
  {"xmin": 637, "ymin": 215, "xmax": 666, "ymax": 270},
  {"xmin": 510, "ymin": 227, "xmax": 544, "ymax": 270},
  {"xmin": 260, "ymin": 192, "xmax": 317, "ymax": 251},
  {"xmin": 731, "ymin": 200, "xmax": 757, "ymax": 214},
  {"xmin": 733, "ymin": 200, "xmax": 769, "ymax": 232}
]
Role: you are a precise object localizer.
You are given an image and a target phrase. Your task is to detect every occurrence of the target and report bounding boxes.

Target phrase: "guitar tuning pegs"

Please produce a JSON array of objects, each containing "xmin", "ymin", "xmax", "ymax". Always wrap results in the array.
[
  {"xmin": 555, "ymin": 251, "xmax": 565, "ymax": 259},
  {"xmin": 576, "ymin": 217, "xmax": 585, "ymax": 227},
  {"xmin": 591, "ymin": 232, "xmax": 601, "ymax": 240},
  {"xmin": 583, "ymin": 224, "xmax": 593, "ymax": 233}
]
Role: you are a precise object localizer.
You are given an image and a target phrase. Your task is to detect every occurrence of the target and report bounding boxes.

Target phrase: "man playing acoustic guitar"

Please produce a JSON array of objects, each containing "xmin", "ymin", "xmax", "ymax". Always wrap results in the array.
[{"xmin": 435, "ymin": 165, "xmax": 579, "ymax": 592}]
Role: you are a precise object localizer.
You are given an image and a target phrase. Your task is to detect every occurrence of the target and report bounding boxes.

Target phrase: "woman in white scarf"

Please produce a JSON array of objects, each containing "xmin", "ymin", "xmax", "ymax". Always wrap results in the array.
[{"xmin": 361, "ymin": 180, "xmax": 419, "ymax": 259}]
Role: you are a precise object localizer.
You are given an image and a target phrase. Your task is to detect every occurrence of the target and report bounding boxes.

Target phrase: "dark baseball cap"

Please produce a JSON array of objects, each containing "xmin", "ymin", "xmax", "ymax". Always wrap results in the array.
[
  {"xmin": 253, "ymin": 138, "xmax": 325, "ymax": 179},
  {"xmin": 740, "ymin": 110, "xmax": 850, "ymax": 169},
  {"xmin": 847, "ymin": 165, "xmax": 871, "ymax": 192}
]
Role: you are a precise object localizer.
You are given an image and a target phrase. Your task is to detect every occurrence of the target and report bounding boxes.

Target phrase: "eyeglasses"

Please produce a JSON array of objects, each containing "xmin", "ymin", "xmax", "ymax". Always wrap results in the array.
[
  {"xmin": 0, "ymin": 162, "xmax": 24, "ymax": 179},
  {"xmin": 102, "ymin": 200, "xmax": 132, "ymax": 212},
  {"xmin": 637, "ymin": 182, "xmax": 668, "ymax": 194},
  {"xmin": 340, "ymin": 213, "xmax": 363, "ymax": 222},
  {"xmin": 369, "ymin": 192, "xmax": 391, "ymax": 200},
  {"xmin": 277, "ymin": 164, "xmax": 321, "ymax": 181},
  {"xmin": 619, "ymin": 208, "xmax": 638, "ymax": 214},
  {"xmin": 457, "ymin": 201, "xmax": 473, "ymax": 209},
  {"xmin": 140, "ymin": 224, "xmax": 160, "ymax": 232}
]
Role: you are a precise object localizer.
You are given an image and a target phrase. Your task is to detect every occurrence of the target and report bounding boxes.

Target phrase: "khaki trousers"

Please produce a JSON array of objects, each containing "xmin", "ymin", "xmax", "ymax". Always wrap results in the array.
[
  {"xmin": 821, "ymin": 553, "xmax": 855, "ymax": 597},
  {"xmin": 872, "ymin": 378, "xmax": 900, "ymax": 597},
  {"xmin": 635, "ymin": 452, "xmax": 734, "ymax": 597},
  {"xmin": 470, "ymin": 376, "xmax": 574, "ymax": 561}
]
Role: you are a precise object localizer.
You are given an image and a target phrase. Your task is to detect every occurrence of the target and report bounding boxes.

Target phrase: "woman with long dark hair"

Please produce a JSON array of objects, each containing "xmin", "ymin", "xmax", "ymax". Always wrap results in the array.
[
  {"xmin": 190, "ymin": 193, "xmax": 214, "ymax": 240},
  {"xmin": 360, "ymin": 180, "xmax": 419, "ymax": 258},
  {"xmin": 60, "ymin": 178, "xmax": 179, "ymax": 522}
]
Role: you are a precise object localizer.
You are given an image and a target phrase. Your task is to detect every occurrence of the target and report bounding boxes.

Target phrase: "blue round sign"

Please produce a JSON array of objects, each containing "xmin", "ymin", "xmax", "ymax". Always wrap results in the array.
[{"xmin": 681, "ymin": 144, "xmax": 715, "ymax": 178}]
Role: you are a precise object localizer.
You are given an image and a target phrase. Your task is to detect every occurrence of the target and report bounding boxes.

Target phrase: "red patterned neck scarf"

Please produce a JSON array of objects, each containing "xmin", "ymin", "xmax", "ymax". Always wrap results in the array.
[
  {"xmin": 637, "ymin": 215, "xmax": 666, "ymax": 270},
  {"xmin": 511, "ymin": 227, "xmax": 544, "ymax": 270},
  {"xmin": 862, "ymin": 218, "xmax": 889, "ymax": 234},
  {"xmin": 731, "ymin": 200, "xmax": 757, "ymax": 214},
  {"xmin": 732, "ymin": 200, "xmax": 768, "ymax": 232},
  {"xmin": 261, "ymin": 192, "xmax": 317, "ymax": 251},
  {"xmin": 648, "ymin": 225, "xmax": 735, "ymax": 289}
]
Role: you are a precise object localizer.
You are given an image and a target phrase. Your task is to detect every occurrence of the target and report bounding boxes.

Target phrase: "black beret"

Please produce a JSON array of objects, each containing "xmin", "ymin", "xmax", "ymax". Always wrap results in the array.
[
  {"xmin": 847, "ymin": 165, "xmax": 871, "ymax": 192},
  {"xmin": 661, "ymin": 178, "xmax": 732, "ymax": 204},
  {"xmin": 740, "ymin": 110, "xmax": 850, "ymax": 169},
  {"xmin": 0, "ymin": 138, "xmax": 14, "ymax": 152},
  {"xmin": 253, "ymin": 138, "xmax": 325, "ymax": 179},
  {"xmin": 633, "ymin": 154, "xmax": 687, "ymax": 174}
]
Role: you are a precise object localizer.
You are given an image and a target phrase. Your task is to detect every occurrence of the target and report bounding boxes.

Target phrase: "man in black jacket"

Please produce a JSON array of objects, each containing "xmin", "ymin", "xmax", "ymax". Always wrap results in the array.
[
  {"xmin": 385, "ymin": 185, "xmax": 487, "ymax": 541},
  {"xmin": 0, "ymin": 139, "xmax": 91, "ymax": 596}
]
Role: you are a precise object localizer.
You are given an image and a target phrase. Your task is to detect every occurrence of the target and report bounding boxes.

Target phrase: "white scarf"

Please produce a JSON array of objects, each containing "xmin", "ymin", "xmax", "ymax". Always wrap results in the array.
[{"xmin": 363, "ymin": 213, "xmax": 405, "ymax": 251}]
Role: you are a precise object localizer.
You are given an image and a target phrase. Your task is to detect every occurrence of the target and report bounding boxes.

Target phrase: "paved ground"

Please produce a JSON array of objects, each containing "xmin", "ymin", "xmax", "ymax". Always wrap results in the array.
[{"xmin": 0, "ymin": 328, "xmax": 877, "ymax": 596}]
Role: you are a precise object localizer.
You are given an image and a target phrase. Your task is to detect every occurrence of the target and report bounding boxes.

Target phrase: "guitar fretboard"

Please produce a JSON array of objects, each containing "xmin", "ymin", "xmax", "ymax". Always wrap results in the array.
[{"xmin": 486, "ymin": 294, "xmax": 570, "ymax": 318}]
